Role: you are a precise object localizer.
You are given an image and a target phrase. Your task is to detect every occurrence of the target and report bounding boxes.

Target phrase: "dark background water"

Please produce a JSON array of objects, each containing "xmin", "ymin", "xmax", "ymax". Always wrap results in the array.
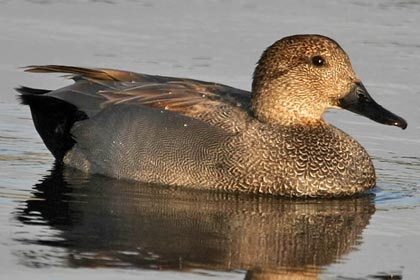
[{"xmin": 1, "ymin": 0, "xmax": 419, "ymax": 279}]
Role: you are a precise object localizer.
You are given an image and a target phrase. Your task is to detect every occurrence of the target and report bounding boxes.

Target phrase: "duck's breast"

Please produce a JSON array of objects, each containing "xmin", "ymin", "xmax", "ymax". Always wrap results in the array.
[{"xmin": 223, "ymin": 124, "xmax": 376, "ymax": 196}]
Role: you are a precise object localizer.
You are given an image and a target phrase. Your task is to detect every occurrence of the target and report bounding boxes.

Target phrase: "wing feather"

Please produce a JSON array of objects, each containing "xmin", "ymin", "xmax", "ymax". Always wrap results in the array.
[{"xmin": 23, "ymin": 65, "xmax": 252, "ymax": 130}]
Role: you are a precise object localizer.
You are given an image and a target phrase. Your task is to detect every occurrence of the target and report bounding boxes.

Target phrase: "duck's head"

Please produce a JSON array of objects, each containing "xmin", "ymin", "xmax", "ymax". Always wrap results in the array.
[{"xmin": 251, "ymin": 34, "xmax": 407, "ymax": 129}]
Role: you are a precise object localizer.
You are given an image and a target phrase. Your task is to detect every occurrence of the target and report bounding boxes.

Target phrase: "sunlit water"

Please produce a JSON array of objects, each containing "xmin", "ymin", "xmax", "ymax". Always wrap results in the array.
[{"xmin": 1, "ymin": 0, "xmax": 419, "ymax": 279}]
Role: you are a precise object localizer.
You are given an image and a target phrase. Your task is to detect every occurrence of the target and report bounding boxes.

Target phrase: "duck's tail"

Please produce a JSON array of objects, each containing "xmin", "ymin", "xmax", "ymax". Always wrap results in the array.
[{"xmin": 17, "ymin": 86, "xmax": 88, "ymax": 162}]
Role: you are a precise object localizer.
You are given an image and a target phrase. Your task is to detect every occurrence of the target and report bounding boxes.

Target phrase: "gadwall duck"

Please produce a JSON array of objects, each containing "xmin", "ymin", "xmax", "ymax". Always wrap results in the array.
[{"xmin": 18, "ymin": 34, "xmax": 407, "ymax": 197}]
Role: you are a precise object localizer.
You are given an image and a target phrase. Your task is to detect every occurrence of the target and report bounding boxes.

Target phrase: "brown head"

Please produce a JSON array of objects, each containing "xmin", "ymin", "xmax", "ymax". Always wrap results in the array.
[{"xmin": 251, "ymin": 34, "xmax": 407, "ymax": 129}]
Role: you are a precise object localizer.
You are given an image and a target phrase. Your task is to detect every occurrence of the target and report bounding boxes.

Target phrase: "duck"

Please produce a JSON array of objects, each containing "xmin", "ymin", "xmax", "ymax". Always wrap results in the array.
[{"xmin": 18, "ymin": 34, "xmax": 407, "ymax": 197}]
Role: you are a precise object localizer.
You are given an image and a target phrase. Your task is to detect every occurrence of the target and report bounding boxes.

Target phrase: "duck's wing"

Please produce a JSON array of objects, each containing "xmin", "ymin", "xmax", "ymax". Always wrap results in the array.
[
  {"xmin": 20, "ymin": 65, "xmax": 251, "ymax": 161},
  {"xmin": 23, "ymin": 65, "xmax": 252, "ymax": 132}
]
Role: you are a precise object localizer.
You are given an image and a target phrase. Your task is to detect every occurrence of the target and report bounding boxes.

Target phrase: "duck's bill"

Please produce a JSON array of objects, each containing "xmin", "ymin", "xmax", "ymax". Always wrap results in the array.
[{"xmin": 338, "ymin": 82, "xmax": 407, "ymax": 129}]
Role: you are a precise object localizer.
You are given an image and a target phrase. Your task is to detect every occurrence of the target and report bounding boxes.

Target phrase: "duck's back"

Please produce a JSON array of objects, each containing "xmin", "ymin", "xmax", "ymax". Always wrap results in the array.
[{"xmin": 18, "ymin": 66, "xmax": 253, "ymax": 188}]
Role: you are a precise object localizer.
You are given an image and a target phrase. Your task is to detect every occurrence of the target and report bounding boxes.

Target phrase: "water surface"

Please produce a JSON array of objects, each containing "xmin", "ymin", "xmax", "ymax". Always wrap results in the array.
[{"xmin": 1, "ymin": 0, "xmax": 419, "ymax": 279}]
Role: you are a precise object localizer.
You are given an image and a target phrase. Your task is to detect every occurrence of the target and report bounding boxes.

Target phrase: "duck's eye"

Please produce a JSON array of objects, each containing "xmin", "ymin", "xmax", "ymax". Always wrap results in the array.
[{"xmin": 311, "ymin": 55, "xmax": 326, "ymax": 67}]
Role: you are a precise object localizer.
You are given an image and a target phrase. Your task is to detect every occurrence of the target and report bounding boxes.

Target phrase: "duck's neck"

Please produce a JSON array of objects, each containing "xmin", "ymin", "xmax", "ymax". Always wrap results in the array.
[{"xmin": 251, "ymin": 84, "xmax": 327, "ymax": 127}]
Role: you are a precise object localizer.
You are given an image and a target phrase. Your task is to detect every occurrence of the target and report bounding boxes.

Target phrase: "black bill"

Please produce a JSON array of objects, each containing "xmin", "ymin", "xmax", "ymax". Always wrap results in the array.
[{"xmin": 338, "ymin": 82, "xmax": 407, "ymax": 129}]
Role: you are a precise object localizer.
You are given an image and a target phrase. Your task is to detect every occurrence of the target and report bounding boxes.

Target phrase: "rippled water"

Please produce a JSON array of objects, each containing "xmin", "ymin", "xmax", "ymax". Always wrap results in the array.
[{"xmin": 1, "ymin": 0, "xmax": 420, "ymax": 279}]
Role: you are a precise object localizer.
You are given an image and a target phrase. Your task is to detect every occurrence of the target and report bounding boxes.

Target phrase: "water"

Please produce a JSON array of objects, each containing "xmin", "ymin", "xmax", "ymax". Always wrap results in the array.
[{"xmin": 1, "ymin": 0, "xmax": 419, "ymax": 279}]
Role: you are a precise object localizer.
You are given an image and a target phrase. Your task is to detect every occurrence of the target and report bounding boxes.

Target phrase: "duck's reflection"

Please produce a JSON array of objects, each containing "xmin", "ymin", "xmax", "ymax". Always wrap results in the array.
[{"xmin": 17, "ymin": 166, "xmax": 375, "ymax": 279}]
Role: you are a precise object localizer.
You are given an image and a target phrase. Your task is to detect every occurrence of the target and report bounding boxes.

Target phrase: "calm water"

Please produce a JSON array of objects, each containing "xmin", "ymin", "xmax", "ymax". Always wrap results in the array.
[{"xmin": 1, "ymin": 0, "xmax": 420, "ymax": 279}]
